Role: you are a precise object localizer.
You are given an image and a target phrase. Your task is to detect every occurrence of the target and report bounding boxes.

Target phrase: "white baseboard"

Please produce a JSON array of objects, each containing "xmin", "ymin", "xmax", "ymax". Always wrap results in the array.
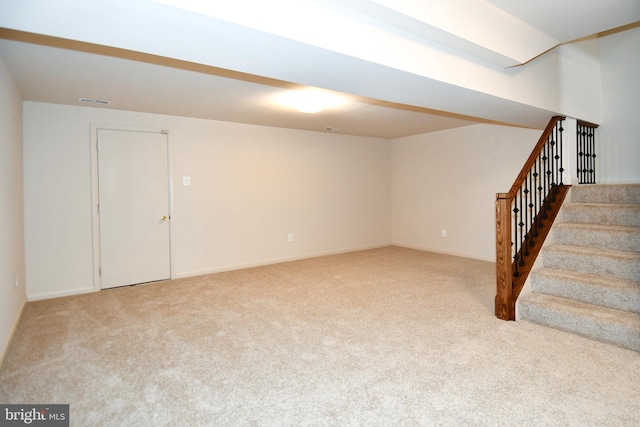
[
  {"xmin": 0, "ymin": 299, "xmax": 26, "ymax": 369},
  {"xmin": 23, "ymin": 245, "xmax": 491, "ymax": 300},
  {"xmin": 390, "ymin": 243, "xmax": 495, "ymax": 263},
  {"xmin": 176, "ymin": 244, "xmax": 390, "ymax": 279},
  {"xmin": 28, "ymin": 286, "xmax": 95, "ymax": 302}
]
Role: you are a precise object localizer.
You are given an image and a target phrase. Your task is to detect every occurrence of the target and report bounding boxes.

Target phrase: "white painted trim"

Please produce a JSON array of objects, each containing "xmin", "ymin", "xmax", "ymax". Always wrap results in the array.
[
  {"xmin": 90, "ymin": 124, "xmax": 101, "ymax": 293},
  {"xmin": 0, "ymin": 300, "xmax": 27, "ymax": 368},
  {"xmin": 165, "ymin": 130, "xmax": 177, "ymax": 280},
  {"xmin": 90, "ymin": 123, "xmax": 175, "ymax": 292},
  {"xmin": 389, "ymin": 243, "xmax": 495, "ymax": 263},
  {"xmin": 27, "ymin": 287, "xmax": 95, "ymax": 302}
]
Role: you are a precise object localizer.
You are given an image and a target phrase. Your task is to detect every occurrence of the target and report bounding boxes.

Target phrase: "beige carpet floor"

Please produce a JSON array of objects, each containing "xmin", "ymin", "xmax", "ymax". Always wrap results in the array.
[{"xmin": 1, "ymin": 246, "xmax": 639, "ymax": 426}]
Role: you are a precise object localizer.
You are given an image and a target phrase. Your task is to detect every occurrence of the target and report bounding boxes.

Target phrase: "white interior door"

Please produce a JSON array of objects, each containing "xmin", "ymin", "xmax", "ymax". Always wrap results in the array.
[{"xmin": 97, "ymin": 129, "xmax": 171, "ymax": 289}]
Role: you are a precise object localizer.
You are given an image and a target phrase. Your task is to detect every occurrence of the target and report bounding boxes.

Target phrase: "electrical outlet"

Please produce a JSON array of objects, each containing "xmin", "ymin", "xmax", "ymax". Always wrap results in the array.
[
  {"xmin": 288, "ymin": 233, "xmax": 294, "ymax": 242},
  {"xmin": 441, "ymin": 229, "xmax": 447, "ymax": 238}
]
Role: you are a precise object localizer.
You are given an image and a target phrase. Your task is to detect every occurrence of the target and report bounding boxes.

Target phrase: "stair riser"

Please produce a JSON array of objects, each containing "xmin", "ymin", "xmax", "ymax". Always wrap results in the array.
[
  {"xmin": 522, "ymin": 185, "xmax": 640, "ymax": 350},
  {"xmin": 571, "ymin": 185, "xmax": 640, "ymax": 205},
  {"xmin": 542, "ymin": 250, "xmax": 640, "ymax": 281},
  {"xmin": 554, "ymin": 227, "xmax": 640, "ymax": 252},
  {"xmin": 519, "ymin": 300, "xmax": 640, "ymax": 352},
  {"xmin": 562, "ymin": 205, "xmax": 640, "ymax": 227},
  {"xmin": 530, "ymin": 272, "xmax": 640, "ymax": 314}
]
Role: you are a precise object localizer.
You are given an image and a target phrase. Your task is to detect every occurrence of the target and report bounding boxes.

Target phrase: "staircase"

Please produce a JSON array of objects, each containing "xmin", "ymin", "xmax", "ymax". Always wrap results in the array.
[{"xmin": 518, "ymin": 184, "xmax": 640, "ymax": 352}]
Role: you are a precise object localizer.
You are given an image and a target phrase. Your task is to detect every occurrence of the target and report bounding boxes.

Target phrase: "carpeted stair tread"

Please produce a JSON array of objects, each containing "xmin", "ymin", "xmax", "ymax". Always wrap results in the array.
[
  {"xmin": 553, "ymin": 222, "xmax": 640, "ymax": 252},
  {"xmin": 571, "ymin": 184, "xmax": 640, "ymax": 204},
  {"xmin": 542, "ymin": 244, "xmax": 640, "ymax": 281},
  {"xmin": 519, "ymin": 292, "xmax": 640, "ymax": 352},
  {"xmin": 520, "ymin": 184, "xmax": 640, "ymax": 351},
  {"xmin": 562, "ymin": 203, "xmax": 640, "ymax": 227},
  {"xmin": 531, "ymin": 267, "xmax": 640, "ymax": 313}
]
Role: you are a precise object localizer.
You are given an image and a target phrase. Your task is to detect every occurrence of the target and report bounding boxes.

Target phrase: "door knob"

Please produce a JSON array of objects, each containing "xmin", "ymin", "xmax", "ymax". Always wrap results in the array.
[{"xmin": 160, "ymin": 215, "xmax": 168, "ymax": 222}]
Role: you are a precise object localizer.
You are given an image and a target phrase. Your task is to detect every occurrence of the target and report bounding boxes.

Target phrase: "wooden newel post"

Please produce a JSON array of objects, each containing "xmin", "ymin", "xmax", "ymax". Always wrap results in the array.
[{"xmin": 495, "ymin": 193, "xmax": 514, "ymax": 320}]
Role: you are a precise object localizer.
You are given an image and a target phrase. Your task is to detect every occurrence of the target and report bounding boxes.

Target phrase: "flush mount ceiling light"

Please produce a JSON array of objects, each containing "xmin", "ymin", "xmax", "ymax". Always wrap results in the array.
[{"xmin": 276, "ymin": 89, "xmax": 346, "ymax": 114}]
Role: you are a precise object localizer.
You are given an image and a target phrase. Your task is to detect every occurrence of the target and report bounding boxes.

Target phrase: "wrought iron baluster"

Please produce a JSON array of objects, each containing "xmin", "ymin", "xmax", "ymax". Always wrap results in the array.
[
  {"xmin": 587, "ymin": 126, "xmax": 592, "ymax": 182},
  {"xmin": 589, "ymin": 126, "xmax": 596, "ymax": 183},
  {"xmin": 529, "ymin": 171, "xmax": 536, "ymax": 244},
  {"xmin": 497, "ymin": 117, "xmax": 568, "ymax": 320},
  {"xmin": 577, "ymin": 127, "xmax": 584, "ymax": 183},
  {"xmin": 514, "ymin": 119, "xmax": 565, "ymax": 273},
  {"xmin": 576, "ymin": 121, "xmax": 598, "ymax": 184},
  {"xmin": 534, "ymin": 155, "xmax": 541, "ymax": 230},
  {"xmin": 558, "ymin": 122, "xmax": 564, "ymax": 185},
  {"xmin": 548, "ymin": 136, "xmax": 553, "ymax": 191},
  {"xmin": 548, "ymin": 135, "xmax": 554, "ymax": 194},
  {"xmin": 542, "ymin": 141, "xmax": 549, "ymax": 216},
  {"xmin": 513, "ymin": 197, "xmax": 519, "ymax": 277},
  {"xmin": 552, "ymin": 126, "xmax": 559, "ymax": 188},
  {"xmin": 518, "ymin": 187, "xmax": 525, "ymax": 267},
  {"xmin": 524, "ymin": 174, "xmax": 530, "ymax": 255},
  {"xmin": 580, "ymin": 126, "xmax": 585, "ymax": 183},
  {"xmin": 583, "ymin": 128, "xmax": 588, "ymax": 183}
]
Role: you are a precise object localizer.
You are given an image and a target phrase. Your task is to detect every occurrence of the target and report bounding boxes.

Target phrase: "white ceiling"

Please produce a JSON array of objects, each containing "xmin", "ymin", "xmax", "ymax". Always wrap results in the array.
[
  {"xmin": 0, "ymin": 37, "xmax": 481, "ymax": 139},
  {"xmin": 0, "ymin": 0, "xmax": 638, "ymax": 139},
  {"xmin": 485, "ymin": 0, "xmax": 640, "ymax": 42}
]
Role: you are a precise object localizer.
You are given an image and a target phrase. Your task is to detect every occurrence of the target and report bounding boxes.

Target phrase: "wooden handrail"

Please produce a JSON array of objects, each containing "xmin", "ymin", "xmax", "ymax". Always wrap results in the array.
[
  {"xmin": 495, "ymin": 116, "xmax": 568, "ymax": 321},
  {"xmin": 577, "ymin": 119, "xmax": 599, "ymax": 129},
  {"xmin": 502, "ymin": 116, "xmax": 566, "ymax": 199}
]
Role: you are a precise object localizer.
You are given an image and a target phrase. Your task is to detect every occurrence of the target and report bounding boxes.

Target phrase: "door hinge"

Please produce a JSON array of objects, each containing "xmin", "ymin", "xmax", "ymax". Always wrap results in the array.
[
  {"xmin": 98, "ymin": 267, "xmax": 102, "ymax": 277},
  {"xmin": 97, "ymin": 203, "xmax": 100, "ymax": 214}
]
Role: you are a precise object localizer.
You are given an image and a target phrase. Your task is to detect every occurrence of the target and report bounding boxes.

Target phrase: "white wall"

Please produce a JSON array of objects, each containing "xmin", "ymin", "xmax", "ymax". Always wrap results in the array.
[
  {"xmin": 0, "ymin": 55, "xmax": 26, "ymax": 364},
  {"xmin": 16, "ymin": 28, "xmax": 639, "ymax": 303},
  {"xmin": 391, "ymin": 124, "xmax": 540, "ymax": 261},
  {"xmin": 23, "ymin": 102, "xmax": 390, "ymax": 300},
  {"xmin": 597, "ymin": 26, "xmax": 640, "ymax": 184},
  {"xmin": 558, "ymin": 39, "xmax": 602, "ymax": 124}
]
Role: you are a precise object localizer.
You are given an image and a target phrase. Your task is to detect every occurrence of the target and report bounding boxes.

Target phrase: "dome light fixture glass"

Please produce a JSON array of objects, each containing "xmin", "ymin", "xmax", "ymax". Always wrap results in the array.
[{"xmin": 277, "ymin": 89, "xmax": 345, "ymax": 114}]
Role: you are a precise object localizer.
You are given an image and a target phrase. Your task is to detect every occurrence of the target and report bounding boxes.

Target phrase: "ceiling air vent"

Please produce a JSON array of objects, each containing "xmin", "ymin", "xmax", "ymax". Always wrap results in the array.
[{"xmin": 79, "ymin": 98, "xmax": 111, "ymax": 105}]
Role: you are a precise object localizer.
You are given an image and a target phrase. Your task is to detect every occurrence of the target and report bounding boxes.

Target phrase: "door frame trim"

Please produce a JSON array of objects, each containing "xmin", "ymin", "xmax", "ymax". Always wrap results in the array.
[{"xmin": 90, "ymin": 123, "xmax": 176, "ymax": 291}]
